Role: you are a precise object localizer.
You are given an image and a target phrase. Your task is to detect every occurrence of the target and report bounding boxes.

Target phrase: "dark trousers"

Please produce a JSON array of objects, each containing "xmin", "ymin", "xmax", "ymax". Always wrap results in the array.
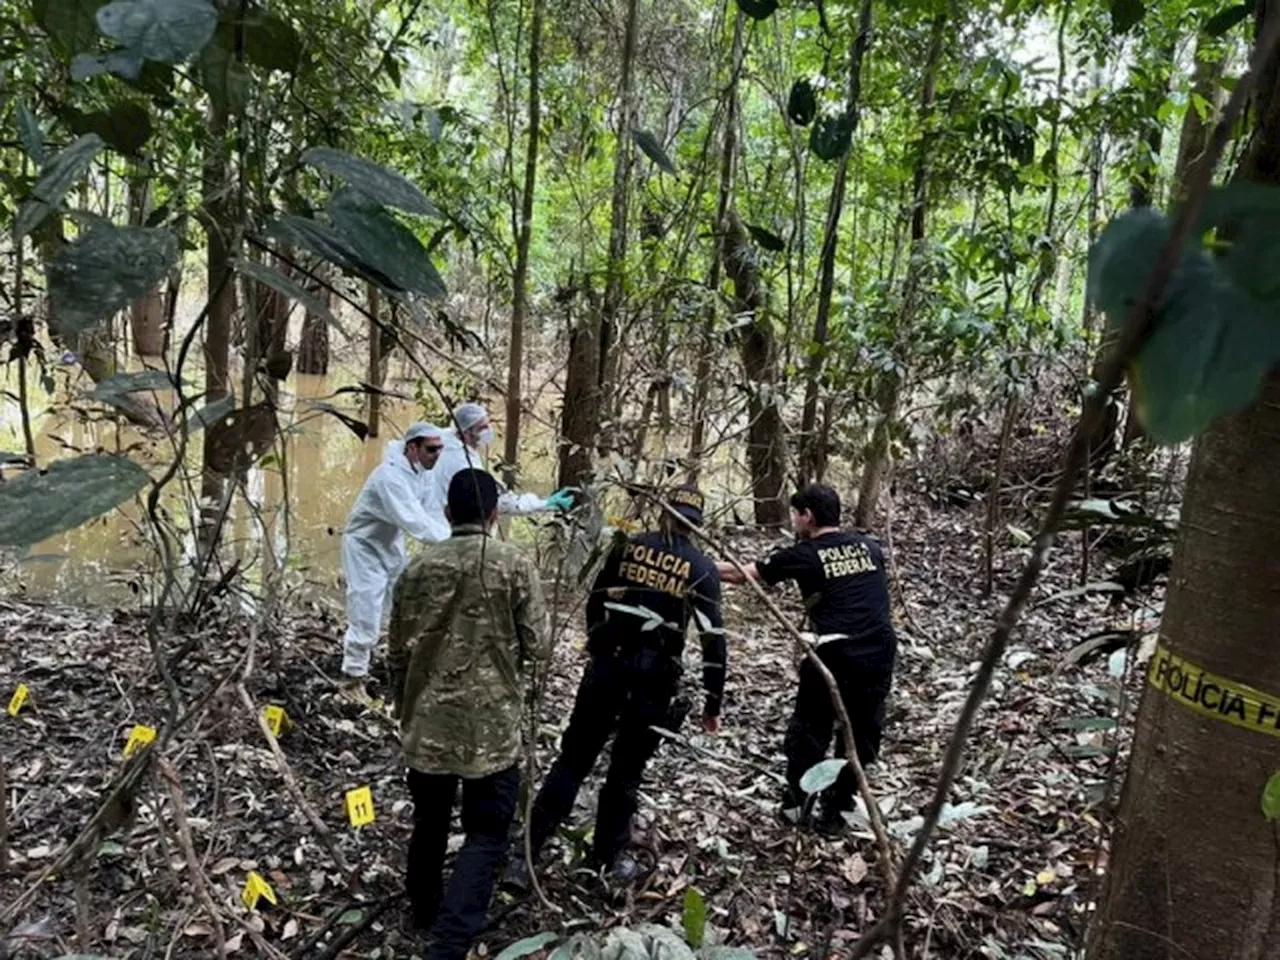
[
  {"xmin": 407, "ymin": 765, "xmax": 519, "ymax": 960},
  {"xmin": 784, "ymin": 638, "xmax": 893, "ymax": 812},
  {"xmin": 527, "ymin": 651, "xmax": 676, "ymax": 865}
]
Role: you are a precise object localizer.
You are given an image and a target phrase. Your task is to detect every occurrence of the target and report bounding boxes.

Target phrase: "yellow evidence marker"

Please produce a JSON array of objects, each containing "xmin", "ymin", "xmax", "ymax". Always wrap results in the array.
[
  {"xmin": 8, "ymin": 684, "xmax": 30, "ymax": 717},
  {"xmin": 123, "ymin": 724, "xmax": 157, "ymax": 757},
  {"xmin": 263, "ymin": 704, "xmax": 288, "ymax": 737},
  {"xmin": 241, "ymin": 871, "xmax": 278, "ymax": 910},
  {"xmin": 345, "ymin": 786, "xmax": 375, "ymax": 827}
]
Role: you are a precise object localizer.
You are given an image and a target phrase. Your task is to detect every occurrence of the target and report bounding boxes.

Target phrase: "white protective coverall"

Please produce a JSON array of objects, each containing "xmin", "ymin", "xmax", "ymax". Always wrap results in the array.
[
  {"xmin": 341, "ymin": 436, "xmax": 450, "ymax": 678},
  {"xmin": 424, "ymin": 427, "xmax": 549, "ymax": 531}
]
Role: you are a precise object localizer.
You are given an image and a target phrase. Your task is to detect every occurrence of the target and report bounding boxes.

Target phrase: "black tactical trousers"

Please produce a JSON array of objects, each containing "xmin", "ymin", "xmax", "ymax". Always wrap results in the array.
[
  {"xmin": 784, "ymin": 637, "xmax": 894, "ymax": 812},
  {"xmin": 407, "ymin": 765, "xmax": 520, "ymax": 960},
  {"xmin": 527, "ymin": 650, "xmax": 677, "ymax": 865}
]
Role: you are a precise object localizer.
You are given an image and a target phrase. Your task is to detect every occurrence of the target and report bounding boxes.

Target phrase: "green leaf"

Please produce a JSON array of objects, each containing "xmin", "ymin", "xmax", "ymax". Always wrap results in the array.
[
  {"xmin": 302, "ymin": 147, "xmax": 437, "ymax": 216},
  {"xmin": 47, "ymin": 225, "xmax": 178, "ymax": 339},
  {"xmin": 1262, "ymin": 771, "xmax": 1280, "ymax": 822},
  {"xmin": 787, "ymin": 78, "xmax": 817, "ymax": 127},
  {"xmin": 191, "ymin": 395, "xmax": 234, "ymax": 432},
  {"xmin": 700, "ymin": 950, "xmax": 757, "ymax": 960},
  {"xmin": 1205, "ymin": 4, "xmax": 1253, "ymax": 37},
  {"xmin": 747, "ymin": 224, "xmax": 786, "ymax": 252},
  {"xmin": 199, "ymin": 35, "xmax": 249, "ymax": 114},
  {"xmin": 633, "ymin": 130, "xmax": 676, "ymax": 175},
  {"xmin": 809, "ymin": 112, "xmax": 855, "ymax": 162},
  {"xmin": 240, "ymin": 9, "xmax": 302, "ymax": 73},
  {"xmin": 495, "ymin": 932, "xmax": 560, "ymax": 960},
  {"xmin": 1056, "ymin": 716, "xmax": 1119, "ymax": 732},
  {"xmin": 16, "ymin": 102, "xmax": 45, "ymax": 164},
  {"xmin": 67, "ymin": 102, "xmax": 153, "ymax": 156},
  {"xmin": 88, "ymin": 371, "xmax": 179, "ymax": 408},
  {"xmin": 16, "ymin": 134, "xmax": 104, "ymax": 241},
  {"xmin": 268, "ymin": 216, "xmax": 366, "ymax": 277},
  {"xmin": 682, "ymin": 887, "xmax": 707, "ymax": 949},
  {"xmin": 0, "ymin": 455, "xmax": 149, "ymax": 547},
  {"xmin": 1111, "ymin": 0, "xmax": 1146, "ymax": 34},
  {"xmin": 328, "ymin": 189, "xmax": 446, "ymax": 298},
  {"xmin": 96, "ymin": 0, "xmax": 217, "ymax": 62},
  {"xmin": 70, "ymin": 49, "xmax": 145, "ymax": 81},
  {"xmin": 799, "ymin": 758, "xmax": 846, "ymax": 795},
  {"xmin": 304, "ymin": 401, "xmax": 369, "ymax": 442},
  {"xmin": 233, "ymin": 258, "xmax": 349, "ymax": 337},
  {"xmin": 33, "ymin": 0, "xmax": 106, "ymax": 56},
  {"xmin": 736, "ymin": 0, "xmax": 779, "ymax": 20}
]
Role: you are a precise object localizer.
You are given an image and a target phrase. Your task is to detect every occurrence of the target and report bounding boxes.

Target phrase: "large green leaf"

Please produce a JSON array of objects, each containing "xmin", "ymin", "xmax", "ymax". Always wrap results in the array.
[
  {"xmin": 96, "ymin": 0, "xmax": 217, "ymax": 62},
  {"xmin": 16, "ymin": 102, "xmax": 45, "ymax": 164},
  {"xmin": 799, "ymin": 758, "xmax": 846, "ymax": 795},
  {"xmin": 302, "ymin": 147, "xmax": 437, "ymax": 216},
  {"xmin": 633, "ymin": 130, "xmax": 676, "ymax": 175},
  {"xmin": 66, "ymin": 102, "xmax": 152, "ymax": 155},
  {"xmin": 47, "ymin": 225, "xmax": 178, "ymax": 339},
  {"xmin": 240, "ymin": 9, "xmax": 302, "ymax": 73},
  {"xmin": 1110, "ymin": 0, "xmax": 1146, "ymax": 34},
  {"xmin": 1205, "ymin": 3, "xmax": 1252, "ymax": 36},
  {"xmin": 682, "ymin": 888, "xmax": 707, "ymax": 949},
  {"xmin": 198, "ymin": 37, "xmax": 250, "ymax": 114},
  {"xmin": 736, "ymin": 0, "xmax": 779, "ymax": 19},
  {"xmin": 747, "ymin": 224, "xmax": 786, "ymax": 252},
  {"xmin": 15, "ymin": 134, "xmax": 104, "ymax": 241},
  {"xmin": 0, "ymin": 455, "xmax": 149, "ymax": 547},
  {"xmin": 809, "ymin": 112, "xmax": 855, "ymax": 162},
  {"xmin": 787, "ymin": 78, "xmax": 817, "ymax": 127},
  {"xmin": 70, "ymin": 49, "xmax": 145, "ymax": 81},
  {"xmin": 267, "ymin": 216, "xmax": 366, "ymax": 277},
  {"xmin": 87, "ymin": 371, "xmax": 179, "ymax": 410},
  {"xmin": 33, "ymin": 0, "xmax": 106, "ymax": 56},
  {"xmin": 495, "ymin": 932, "xmax": 560, "ymax": 960},
  {"xmin": 1089, "ymin": 208, "xmax": 1280, "ymax": 444},
  {"xmin": 1262, "ymin": 771, "xmax": 1280, "ymax": 822},
  {"xmin": 233, "ymin": 258, "xmax": 348, "ymax": 337},
  {"xmin": 328, "ymin": 189, "xmax": 446, "ymax": 298}
]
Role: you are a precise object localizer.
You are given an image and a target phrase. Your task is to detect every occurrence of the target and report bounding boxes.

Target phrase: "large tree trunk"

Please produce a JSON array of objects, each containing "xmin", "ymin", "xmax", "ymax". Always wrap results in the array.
[
  {"xmin": 1089, "ymin": 370, "xmax": 1280, "ymax": 959},
  {"xmin": 1091, "ymin": 14, "xmax": 1280, "ymax": 955},
  {"xmin": 503, "ymin": 0, "xmax": 545, "ymax": 489},
  {"xmin": 797, "ymin": 0, "xmax": 874, "ymax": 484},
  {"xmin": 854, "ymin": 14, "xmax": 945, "ymax": 529},
  {"xmin": 724, "ymin": 211, "xmax": 786, "ymax": 527},
  {"xmin": 558, "ymin": 288, "xmax": 601, "ymax": 491},
  {"xmin": 127, "ymin": 165, "xmax": 165, "ymax": 357}
]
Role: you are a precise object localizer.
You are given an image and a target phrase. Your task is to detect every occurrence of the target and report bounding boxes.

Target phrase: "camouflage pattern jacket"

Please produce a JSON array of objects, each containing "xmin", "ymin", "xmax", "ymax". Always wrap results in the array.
[{"xmin": 389, "ymin": 525, "xmax": 549, "ymax": 777}]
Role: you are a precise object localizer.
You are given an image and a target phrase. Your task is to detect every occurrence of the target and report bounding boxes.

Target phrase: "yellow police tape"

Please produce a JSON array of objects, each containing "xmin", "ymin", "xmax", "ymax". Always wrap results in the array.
[{"xmin": 1149, "ymin": 644, "xmax": 1280, "ymax": 739}]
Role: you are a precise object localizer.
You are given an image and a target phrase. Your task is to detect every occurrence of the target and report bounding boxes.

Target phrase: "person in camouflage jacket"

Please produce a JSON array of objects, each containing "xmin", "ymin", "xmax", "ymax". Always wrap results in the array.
[{"xmin": 389, "ymin": 468, "xmax": 549, "ymax": 958}]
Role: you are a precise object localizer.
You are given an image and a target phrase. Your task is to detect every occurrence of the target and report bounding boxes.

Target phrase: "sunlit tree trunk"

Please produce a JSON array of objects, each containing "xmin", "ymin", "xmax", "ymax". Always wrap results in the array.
[
  {"xmin": 504, "ymin": 0, "xmax": 544, "ymax": 489},
  {"xmin": 798, "ymin": 0, "xmax": 874, "ymax": 485}
]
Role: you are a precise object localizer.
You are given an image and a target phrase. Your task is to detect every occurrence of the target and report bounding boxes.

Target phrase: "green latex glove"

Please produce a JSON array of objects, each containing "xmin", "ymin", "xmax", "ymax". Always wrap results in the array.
[{"xmin": 545, "ymin": 488, "xmax": 576, "ymax": 511}]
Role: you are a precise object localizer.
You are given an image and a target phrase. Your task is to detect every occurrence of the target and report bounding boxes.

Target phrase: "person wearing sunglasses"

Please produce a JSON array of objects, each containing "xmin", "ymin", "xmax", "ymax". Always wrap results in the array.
[{"xmin": 340, "ymin": 422, "xmax": 450, "ymax": 705}]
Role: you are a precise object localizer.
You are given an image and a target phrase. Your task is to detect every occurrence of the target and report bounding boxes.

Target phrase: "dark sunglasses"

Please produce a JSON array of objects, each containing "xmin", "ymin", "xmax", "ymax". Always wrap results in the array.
[{"xmin": 423, "ymin": 445, "xmax": 444, "ymax": 453}]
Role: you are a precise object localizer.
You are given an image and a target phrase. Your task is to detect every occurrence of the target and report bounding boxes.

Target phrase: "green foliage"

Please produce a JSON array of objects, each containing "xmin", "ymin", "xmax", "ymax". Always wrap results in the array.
[
  {"xmin": 198, "ymin": 35, "xmax": 249, "ymax": 114},
  {"xmin": 16, "ymin": 102, "xmax": 45, "ymax": 163},
  {"xmin": 634, "ymin": 130, "xmax": 676, "ymax": 175},
  {"xmin": 809, "ymin": 113, "xmax": 854, "ymax": 162},
  {"xmin": 302, "ymin": 147, "xmax": 438, "ymax": 217},
  {"xmin": 1262, "ymin": 772, "xmax": 1280, "ymax": 822},
  {"xmin": 799, "ymin": 758, "xmax": 846, "ymax": 795},
  {"xmin": 787, "ymin": 79, "xmax": 816, "ymax": 127},
  {"xmin": 96, "ymin": 0, "xmax": 217, "ymax": 63},
  {"xmin": 1205, "ymin": 3, "xmax": 1253, "ymax": 36},
  {"xmin": 497, "ymin": 933, "xmax": 561, "ymax": 960},
  {"xmin": 15, "ymin": 133, "xmax": 103, "ymax": 241},
  {"xmin": 0, "ymin": 455, "xmax": 149, "ymax": 547},
  {"xmin": 1110, "ymin": 0, "xmax": 1146, "ymax": 34},
  {"xmin": 683, "ymin": 888, "xmax": 707, "ymax": 949},
  {"xmin": 327, "ymin": 189, "xmax": 447, "ymax": 298},
  {"xmin": 88, "ymin": 371, "xmax": 179, "ymax": 410},
  {"xmin": 1088, "ymin": 195, "xmax": 1280, "ymax": 445},
  {"xmin": 47, "ymin": 225, "xmax": 178, "ymax": 339},
  {"xmin": 233, "ymin": 259, "xmax": 347, "ymax": 336},
  {"xmin": 746, "ymin": 224, "xmax": 785, "ymax": 252},
  {"xmin": 70, "ymin": 48, "xmax": 143, "ymax": 81},
  {"xmin": 33, "ymin": 0, "xmax": 106, "ymax": 56},
  {"xmin": 65, "ymin": 102, "xmax": 152, "ymax": 155}
]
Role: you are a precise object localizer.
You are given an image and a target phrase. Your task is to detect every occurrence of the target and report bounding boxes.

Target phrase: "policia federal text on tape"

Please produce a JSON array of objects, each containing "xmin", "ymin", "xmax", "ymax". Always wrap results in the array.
[
  {"xmin": 507, "ymin": 486, "xmax": 726, "ymax": 886},
  {"xmin": 719, "ymin": 483, "xmax": 897, "ymax": 834}
]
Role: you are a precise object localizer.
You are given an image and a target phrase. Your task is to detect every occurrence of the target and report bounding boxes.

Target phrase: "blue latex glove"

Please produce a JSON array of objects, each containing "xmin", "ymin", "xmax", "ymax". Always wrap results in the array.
[{"xmin": 545, "ymin": 488, "xmax": 576, "ymax": 511}]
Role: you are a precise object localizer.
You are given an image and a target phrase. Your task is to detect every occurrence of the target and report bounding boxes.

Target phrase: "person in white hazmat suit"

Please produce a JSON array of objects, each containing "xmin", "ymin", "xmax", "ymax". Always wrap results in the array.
[
  {"xmin": 426, "ymin": 402, "xmax": 576, "ymax": 526},
  {"xmin": 340, "ymin": 422, "xmax": 449, "ymax": 703}
]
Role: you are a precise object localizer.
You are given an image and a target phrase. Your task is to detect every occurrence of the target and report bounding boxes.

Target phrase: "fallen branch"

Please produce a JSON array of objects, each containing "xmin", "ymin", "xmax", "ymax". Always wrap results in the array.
[
  {"xmin": 845, "ymin": 16, "xmax": 1280, "ymax": 957},
  {"xmin": 158, "ymin": 758, "xmax": 228, "ymax": 959}
]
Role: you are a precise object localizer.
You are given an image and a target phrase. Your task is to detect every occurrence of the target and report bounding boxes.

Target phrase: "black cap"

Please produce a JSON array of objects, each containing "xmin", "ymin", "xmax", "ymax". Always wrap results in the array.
[{"xmin": 666, "ymin": 485, "xmax": 705, "ymax": 526}]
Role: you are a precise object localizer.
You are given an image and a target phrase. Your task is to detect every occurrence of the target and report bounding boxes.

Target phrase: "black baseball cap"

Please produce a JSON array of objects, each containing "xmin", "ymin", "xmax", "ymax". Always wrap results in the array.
[{"xmin": 666, "ymin": 485, "xmax": 705, "ymax": 526}]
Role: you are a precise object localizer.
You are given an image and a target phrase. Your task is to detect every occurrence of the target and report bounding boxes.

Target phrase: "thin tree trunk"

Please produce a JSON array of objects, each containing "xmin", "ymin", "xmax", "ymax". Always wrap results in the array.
[
  {"xmin": 558, "ymin": 286, "xmax": 601, "ymax": 490},
  {"xmin": 201, "ymin": 101, "xmax": 235, "ymax": 517},
  {"xmin": 504, "ymin": 0, "xmax": 545, "ymax": 489},
  {"xmin": 799, "ymin": 0, "xmax": 875, "ymax": 484},
  {"xmin": 366, "ymin": 284, "xmax": 382, "ymax": 439},
  {"xmin": 296, "ymin": 264, "xmax": 331, "ymax": 376},
  {"xmin": 128, "ymin": 165, "xmax": 165, "ymax": 356}
]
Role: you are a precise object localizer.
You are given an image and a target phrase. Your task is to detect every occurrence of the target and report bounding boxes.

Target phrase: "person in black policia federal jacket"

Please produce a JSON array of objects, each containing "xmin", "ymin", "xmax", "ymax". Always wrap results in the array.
[
  {"xmin": 507, "ymin": 485, "xmax": 726, "ymax": 887},
  {"xmin": 718, "ymin": 483, "xmax": 896, "ymax": 833}
]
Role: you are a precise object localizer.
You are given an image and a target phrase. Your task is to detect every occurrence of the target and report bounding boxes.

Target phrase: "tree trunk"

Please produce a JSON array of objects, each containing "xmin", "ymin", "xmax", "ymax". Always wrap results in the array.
[
  {"xmin": 127, "ymin": 165, "xmax": 165, "ymax": 356},
  {"xmin": 597, "ymin": 0, "xmax": 640, "ymax": 451},
  {"xmin": 853, "ymin": 14, "xmax": 945, "ymax": 528},
  {"xmin": 1091, "ymin": 16, "xmax": 1280, "ymax": 954},
  {"xmin": 504, "ymin": 0, "xmax": 544, "ymax": 489},
  {"xmin": 1172, "ymin": 34, "xmax": 1227, "ymax": 205},
  {"xmin": 558, "ymin": 288, "xmax": 601, "ymax": 491},
  {"xmin": 201, "ymin": 100, "xmax": 236, "ymax": 516},
  {"xmin": 296, "ymin": 264, "xmax": 331, "ymax": 376},
  {"xmin": 798, "ymin": 0, "xmax": 875, "ymax": 484},
  {"xmin": 366, "ymin": 284, "xmax": 382, "ymax": 438},
  {"xmin": 724, "ymin": 211, "xmax": 787, "ymax": 527}
]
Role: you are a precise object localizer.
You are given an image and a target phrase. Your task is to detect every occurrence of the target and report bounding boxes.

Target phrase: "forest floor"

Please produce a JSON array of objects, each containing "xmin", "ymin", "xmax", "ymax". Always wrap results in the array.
[{"xmin": 0, "ymin": 493, "xmax": 1158, "ymax": 960}]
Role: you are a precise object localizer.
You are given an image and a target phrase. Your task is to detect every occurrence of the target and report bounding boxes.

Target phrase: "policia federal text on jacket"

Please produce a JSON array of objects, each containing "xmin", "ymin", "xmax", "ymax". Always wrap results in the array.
[{"xmin": 512, "ymin": 486, "xmax": 726, "ymax": 882}]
